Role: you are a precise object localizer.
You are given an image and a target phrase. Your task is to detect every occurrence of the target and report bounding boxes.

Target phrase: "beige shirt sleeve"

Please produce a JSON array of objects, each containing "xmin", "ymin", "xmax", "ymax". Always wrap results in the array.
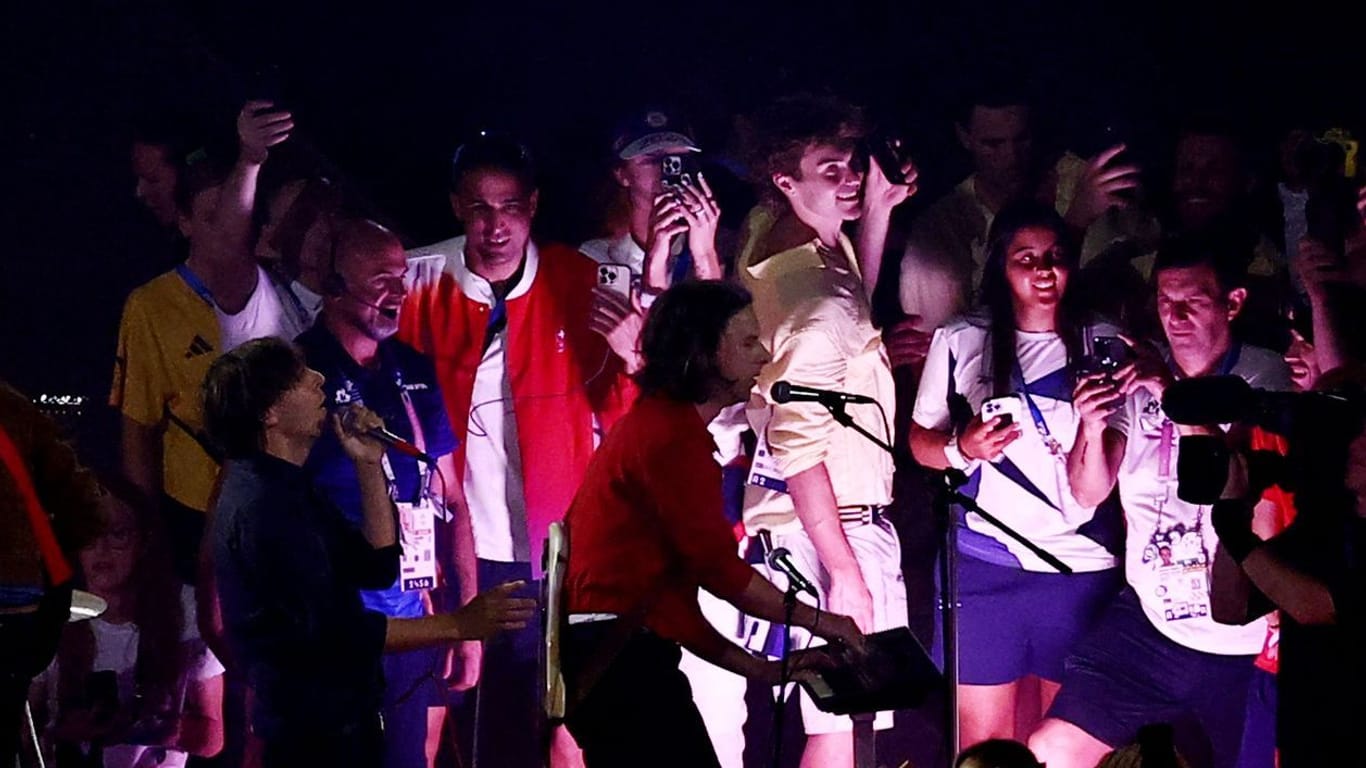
[{"xmin": 761, "ymin": 325, "xmax": 846, "ymax": 478}]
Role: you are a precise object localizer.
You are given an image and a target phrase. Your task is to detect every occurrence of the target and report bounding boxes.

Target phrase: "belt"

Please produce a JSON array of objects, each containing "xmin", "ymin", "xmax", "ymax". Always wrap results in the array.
[{"xmin": 837, "ymin": 505, "xmax": 885, "ymax": 527}]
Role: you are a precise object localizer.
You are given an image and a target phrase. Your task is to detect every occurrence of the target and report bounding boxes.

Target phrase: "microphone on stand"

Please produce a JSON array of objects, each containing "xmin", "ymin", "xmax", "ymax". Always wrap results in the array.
[
  {"xmin": 768, "ymin": 547, "xmax": 819, "ymax": 597},
  {"xmin": 339, "ymin": 406, "xmax": 436, "ymax": 465},
  {"xmin": 771, "ymin": 381, "xmax": 875, "ymax": 406}
]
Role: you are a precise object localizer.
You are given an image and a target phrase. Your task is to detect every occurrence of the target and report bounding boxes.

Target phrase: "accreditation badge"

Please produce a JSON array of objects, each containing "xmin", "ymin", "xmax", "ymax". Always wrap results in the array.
[{"xmin": 397, "ymin": 499, "xmax": 438, "ymax": 591}]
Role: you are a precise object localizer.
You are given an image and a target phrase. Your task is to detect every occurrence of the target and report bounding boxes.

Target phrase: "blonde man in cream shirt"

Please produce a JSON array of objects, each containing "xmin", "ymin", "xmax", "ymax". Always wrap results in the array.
[{"xmin": 738, "ymin": 94, "xmax": 917, "ymax": 768}]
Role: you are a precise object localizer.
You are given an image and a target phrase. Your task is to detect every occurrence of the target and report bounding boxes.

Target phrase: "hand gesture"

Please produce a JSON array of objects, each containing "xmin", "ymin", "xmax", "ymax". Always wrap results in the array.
[
  {"xmin": 1113, "ymin": 333, "xmax": 1172, "ymax": 400},
  {"xmin": 959, "ymin": 413, "xmax": 1022, "ymax": 463},
  {"xmin": 811, "ymin": 611, "xmax": 867, "ymax": 657},
  {"xmin": 331, "ymin": 405, "xmax": 387, "ymax": 466},
  {"xmin": 449, "ymin": 581, "xmax": 537, "ymax": 640},
  {"xmin": 643, "ymin": 193, "xmax": 691, "ymax": 290},
  {"xmin": 449, "ymin": 640, "xmax": 483, "ymax": 691},
  {"xmin": 589, "ymin": 286, "xmax": 645, "ymax": 372},
  {"xmin": 883, "ymin": 316, "xmax": 933, "ymax": 370},
  {"xmin": 671, "ymin": 172, "xmax": 723, "ymax": 276},
  {"xmin": 237, "ymin": 100, "xmax": 294, "ymax": 165},
  {"xmin": 1284, "ymin": 329, "xmax": 1321, "ymax": 392},
  {"xmin": 1064, "ymin": 144, "xmax": 1141, "ymax": 230},
  {"xmin": 862, "ymin": 146, "xmax": 919, "ymax": 216},
  {"xmin": 1074, "ymin": 373, "xmax": 1124, "ymax": 431},
  {"xmin": 827, "ymin": 572, "xmax": 874, "ymax": 633}
]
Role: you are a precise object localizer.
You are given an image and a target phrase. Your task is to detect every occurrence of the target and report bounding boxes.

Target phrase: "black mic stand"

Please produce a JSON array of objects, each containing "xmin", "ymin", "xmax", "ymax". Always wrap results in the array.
[
  {"xmin": 819, "ymin": 400, "xmax": 1070, "ymax": 766},
  {"xmin": 934, "ymin": 467, "xmax": 1072, "ymax": 761}
]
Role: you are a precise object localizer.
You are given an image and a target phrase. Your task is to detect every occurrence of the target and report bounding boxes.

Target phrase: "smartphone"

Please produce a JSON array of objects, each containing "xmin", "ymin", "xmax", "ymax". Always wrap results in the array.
[
  {"xmin": 866, "ymin": 133, "xmax": 909, "ymax": 185},
  {"xmin": 660, "ymin": 154, "xmax": 698, "ymax": 195},
  {"xmin": 596, "ymin": 263, "xmax": 632, "ymax": 300},
  {"xmin": 981, "ymin": 395, "xmax": 1024, "ymax": 429},
  {"xmin": 1087, "ymin": 335, "xmax": 1132, "ymax": 375}
]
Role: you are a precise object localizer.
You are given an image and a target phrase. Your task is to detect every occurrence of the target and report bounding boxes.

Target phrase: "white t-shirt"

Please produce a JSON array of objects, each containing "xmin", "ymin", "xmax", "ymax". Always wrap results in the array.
[
  {"xmin": 216, "ymin": 265, "xmax": 308, "ymax": 351},
  {"xmin": 37, "ymin": 586, "xmax": 224, "ymax": 768},
  {"xmin": 580, "ymin": 233, "xmax": 646, "ymax": 278},
  {"xmin": 913, "ymin": 314, "xmax": 1121, "ymax": 572},
  {"xmin": 1114, "ymin": 343, "xmax": 1292, "ymax": 654}
]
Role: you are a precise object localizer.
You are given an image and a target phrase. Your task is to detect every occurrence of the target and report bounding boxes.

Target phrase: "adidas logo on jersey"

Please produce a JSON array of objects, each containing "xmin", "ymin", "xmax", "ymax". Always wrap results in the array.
[{"xmin": 185, "ymin": 335, "xmax": 213, "ymax": 359}]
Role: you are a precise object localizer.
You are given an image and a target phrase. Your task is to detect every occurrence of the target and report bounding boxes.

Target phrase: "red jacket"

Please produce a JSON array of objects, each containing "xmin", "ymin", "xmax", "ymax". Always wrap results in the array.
[{"xmin": 400, "ymin": 242, "xmax": 636, "ymax": 573}]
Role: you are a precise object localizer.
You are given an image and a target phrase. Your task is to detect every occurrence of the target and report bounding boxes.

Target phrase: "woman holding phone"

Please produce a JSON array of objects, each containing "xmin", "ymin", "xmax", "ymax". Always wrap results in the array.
[{"xmin": 909, "ymin": 201, "xmax": 1122, "ymax": 749}]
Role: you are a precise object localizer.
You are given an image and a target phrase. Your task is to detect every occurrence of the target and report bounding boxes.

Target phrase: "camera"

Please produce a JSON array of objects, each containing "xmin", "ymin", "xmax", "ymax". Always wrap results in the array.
[
  {"xmin": 1164, "ymin": 375, "xmax": 1365, "ymax": 505},
  {"xmin": 861, "ymin": 131, "xmax": 912, "ymax": 185}
]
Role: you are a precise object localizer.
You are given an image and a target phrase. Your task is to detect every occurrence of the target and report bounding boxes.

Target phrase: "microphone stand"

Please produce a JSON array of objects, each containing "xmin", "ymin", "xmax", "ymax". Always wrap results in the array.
[{"xmin": 818, "ymin": 400, "xmax": 1070, "ymax": 766}]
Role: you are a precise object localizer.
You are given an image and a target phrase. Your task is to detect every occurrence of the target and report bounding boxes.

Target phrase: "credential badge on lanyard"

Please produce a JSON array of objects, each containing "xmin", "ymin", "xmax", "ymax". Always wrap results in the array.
[{"xmin": 746, "ymin": 415, "xmax": 789, "ymax": 495}]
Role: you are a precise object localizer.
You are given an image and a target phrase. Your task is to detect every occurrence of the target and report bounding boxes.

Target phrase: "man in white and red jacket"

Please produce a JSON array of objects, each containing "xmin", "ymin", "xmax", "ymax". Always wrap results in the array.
[{"xmin": 402, "ymin": 133, "xmax": 635, "ymax": 768}]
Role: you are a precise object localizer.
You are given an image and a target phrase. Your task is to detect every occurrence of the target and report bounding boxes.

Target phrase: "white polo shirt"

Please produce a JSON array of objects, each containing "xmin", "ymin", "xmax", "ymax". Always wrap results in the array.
[{"xmin": 1114, "ymin": 343, "xmax": 1292, "ymax": 654}]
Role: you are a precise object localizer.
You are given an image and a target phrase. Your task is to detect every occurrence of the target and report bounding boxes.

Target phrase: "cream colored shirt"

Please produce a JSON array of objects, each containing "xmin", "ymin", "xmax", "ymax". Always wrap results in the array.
[{"xmin": 738, "ymin": 206, "xmax": 896, "ymax": 532}]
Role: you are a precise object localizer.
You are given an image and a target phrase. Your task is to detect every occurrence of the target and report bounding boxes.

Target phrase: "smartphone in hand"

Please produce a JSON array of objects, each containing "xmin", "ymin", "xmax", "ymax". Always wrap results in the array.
[{"xmin": 981, "ymin": 395, "xmax": 1024, "ymax": 429}]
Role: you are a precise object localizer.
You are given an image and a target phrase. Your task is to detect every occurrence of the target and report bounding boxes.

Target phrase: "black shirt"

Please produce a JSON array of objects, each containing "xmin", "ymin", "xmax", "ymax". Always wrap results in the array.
[{"xmin": 212, "ymin": 452, "xmax": 399, "ymax": 740}]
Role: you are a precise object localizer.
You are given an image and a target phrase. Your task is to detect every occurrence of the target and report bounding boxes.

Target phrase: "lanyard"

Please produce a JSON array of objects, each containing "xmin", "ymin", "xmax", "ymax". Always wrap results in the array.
[
  {"xmin": 175, "ymin": 264, "xmax": 216, "ymax": 308},
  {"xmin": 393, "ymin": 367, "xmax": 431, "ymax": 505},
  {"xmin": 1014, "ymin": 361, "xmax": 1064, "ymax": 458}
]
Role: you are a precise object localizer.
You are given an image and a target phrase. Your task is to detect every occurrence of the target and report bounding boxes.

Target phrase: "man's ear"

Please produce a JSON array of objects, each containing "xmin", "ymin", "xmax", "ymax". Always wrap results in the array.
[
  {"xmin": 1226, "ymin": 286, "xmax": 1248, "ymax": 321},
  {"xmin": 528, "ymin": 189, "xmax": 540, "ymax": 219},
  {"xmin": 612, "ymin": 165, "xmax": 630, "ymax": 189},
  {"xmin": 771, "ymin": 172, "xmax": 795, "ymax": 199}
]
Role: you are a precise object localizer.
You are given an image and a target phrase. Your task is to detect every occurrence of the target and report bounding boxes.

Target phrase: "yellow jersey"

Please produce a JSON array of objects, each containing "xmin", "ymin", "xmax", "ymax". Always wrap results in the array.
[{"xmin": 109, "ymin": 269, "xmax": 221, "ymax": 512}]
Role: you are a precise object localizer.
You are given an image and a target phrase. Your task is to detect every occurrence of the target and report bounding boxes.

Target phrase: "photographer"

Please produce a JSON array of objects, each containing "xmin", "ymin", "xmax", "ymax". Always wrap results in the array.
[
  {"xmin": 203, "ymin": 338, "xmax": 535, "ymax": 767},
  {"xmin": 1029, "ymin": 239, "xmax": 1292, "ymax": 768},
  {"xmin": 1207, "ymin": 363, "xmax": 1366, "ymax": 767}
]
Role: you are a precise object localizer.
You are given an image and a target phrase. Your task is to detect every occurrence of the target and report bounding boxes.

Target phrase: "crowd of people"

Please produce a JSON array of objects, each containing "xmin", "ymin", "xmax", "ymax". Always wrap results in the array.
[{"xmin": 3, "ymin": 75, "xmax": 1365, "ymax": 768}]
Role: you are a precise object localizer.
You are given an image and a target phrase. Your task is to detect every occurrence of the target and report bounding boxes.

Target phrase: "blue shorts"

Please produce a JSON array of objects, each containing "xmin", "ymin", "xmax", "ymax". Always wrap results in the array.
[
  {"xmin": 1235, "ymin": 668, "xmax": 1277, "ymax": 768},
  {"xmin": 936, "ymin": 554, "xmax": 1119, "ymax": 685},
  {"xmin": 1047, "ymin": 589, "xmax": 1255, "ymax": 768}
]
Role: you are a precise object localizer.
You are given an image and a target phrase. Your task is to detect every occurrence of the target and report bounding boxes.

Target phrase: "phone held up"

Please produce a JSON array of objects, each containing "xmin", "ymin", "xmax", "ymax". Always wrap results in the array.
[
  {"xmin": 596, "ymin": 263, "xmax": 632, "ymax": 301},
  {"xmin": 1084, "ymin": 335, "xmax": 1132, "ymax": 377},
  {"xmin": 981, "ymin": 394, "xmax": 1024, "ymax": 430}
]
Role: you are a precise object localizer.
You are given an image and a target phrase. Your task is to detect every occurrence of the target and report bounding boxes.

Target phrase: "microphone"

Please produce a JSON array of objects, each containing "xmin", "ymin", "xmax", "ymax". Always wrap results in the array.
[
  {"xmin": 771, "ymin": 381, "xmax": 875, "ymax": 406},
  {"xmin": 767, "ymin": 546, "xmax": 819, "ymax": 597},
  {"xmin": 339, "ymin": 407, "xmax": 436, "ymax": 465}
]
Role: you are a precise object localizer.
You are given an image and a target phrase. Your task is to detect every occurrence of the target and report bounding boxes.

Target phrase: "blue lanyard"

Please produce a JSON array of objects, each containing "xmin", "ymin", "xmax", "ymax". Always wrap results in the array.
[
  {"xmin": 1014, "ymin": 361, "xmax": 1054, "ymax": 442},
  {"xmin": 175, "ymin": 264, "xmax": 215, "ymax": 308}
]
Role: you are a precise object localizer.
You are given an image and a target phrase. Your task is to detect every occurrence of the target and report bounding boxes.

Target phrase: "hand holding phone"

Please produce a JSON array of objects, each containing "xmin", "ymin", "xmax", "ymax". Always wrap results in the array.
[
  {"xmin": 981, "ymin": 395, "xmax": 1025, "ymax": 430},
  {"xmin": 595, "ymin": 263, "xmax": 632, "ymax": 301},
  {"xmin": 1085, "ymin": 335, "xmax": 1132, "ymax": 377}
]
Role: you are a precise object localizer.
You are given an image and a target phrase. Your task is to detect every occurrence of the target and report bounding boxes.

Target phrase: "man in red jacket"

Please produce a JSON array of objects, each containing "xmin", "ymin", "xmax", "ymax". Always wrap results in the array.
[{"xmin": 401, "ymin": 134, "xmax": 635, "ymax": 768}]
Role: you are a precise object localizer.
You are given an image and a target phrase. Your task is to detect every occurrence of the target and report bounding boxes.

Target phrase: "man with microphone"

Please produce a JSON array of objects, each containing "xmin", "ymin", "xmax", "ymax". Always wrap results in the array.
[
  {"xmin": 204, "ymin": 335, "xmax": 533, "ymax": 768},
  {"xmin": 293, "ymin": 218, "xmax": 479, "ymax": 768}
]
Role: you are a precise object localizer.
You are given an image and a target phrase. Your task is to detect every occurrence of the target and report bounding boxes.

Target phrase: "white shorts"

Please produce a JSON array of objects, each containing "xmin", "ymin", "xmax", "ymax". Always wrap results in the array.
[{"xmin": 754, "ymin": 517, "xmax": 908, "ymax": 735}]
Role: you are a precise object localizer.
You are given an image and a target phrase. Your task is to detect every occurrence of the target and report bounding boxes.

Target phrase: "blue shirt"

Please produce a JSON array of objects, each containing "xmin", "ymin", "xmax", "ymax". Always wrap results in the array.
[
  {"xmin": 212, "ymin": 453, "xmax": 399, "ymax": 739},
  {"xmin": 297, "ymin": 324, "xmax": 457, "ymax": 618}
]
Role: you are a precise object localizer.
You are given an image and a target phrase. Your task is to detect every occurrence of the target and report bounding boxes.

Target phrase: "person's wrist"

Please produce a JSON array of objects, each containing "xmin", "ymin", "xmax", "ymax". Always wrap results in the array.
[{"xmin": 944, "ymin": 434, "xmax": 973, "ymax": 468}]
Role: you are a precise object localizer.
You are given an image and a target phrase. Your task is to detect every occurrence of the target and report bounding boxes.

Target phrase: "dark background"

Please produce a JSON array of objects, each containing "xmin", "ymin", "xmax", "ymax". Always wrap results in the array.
[{"xmin": 3, "ymin": 0, "xmax": 1363, "ymax": 397}]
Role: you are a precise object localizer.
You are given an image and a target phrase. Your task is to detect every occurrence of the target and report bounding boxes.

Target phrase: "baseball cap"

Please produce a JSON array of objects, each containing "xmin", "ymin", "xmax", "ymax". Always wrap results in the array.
[{"xmin": 611, "ymin": 108, "xmax": 700, "ymax": 160}]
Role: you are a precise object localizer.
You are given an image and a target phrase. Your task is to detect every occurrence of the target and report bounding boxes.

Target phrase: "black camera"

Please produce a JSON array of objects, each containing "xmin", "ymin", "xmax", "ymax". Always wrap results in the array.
[
  {"xmin": 1082, "ymin": 336, "xmax": 1132, "ymax": 376},
  {"xmin": 861, "ymin": 132, "xmax": 912, "ymax": 185},
  {"xmin": 1165, "ymin": 375, "xmax": 1365, "ymax": 505}
]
